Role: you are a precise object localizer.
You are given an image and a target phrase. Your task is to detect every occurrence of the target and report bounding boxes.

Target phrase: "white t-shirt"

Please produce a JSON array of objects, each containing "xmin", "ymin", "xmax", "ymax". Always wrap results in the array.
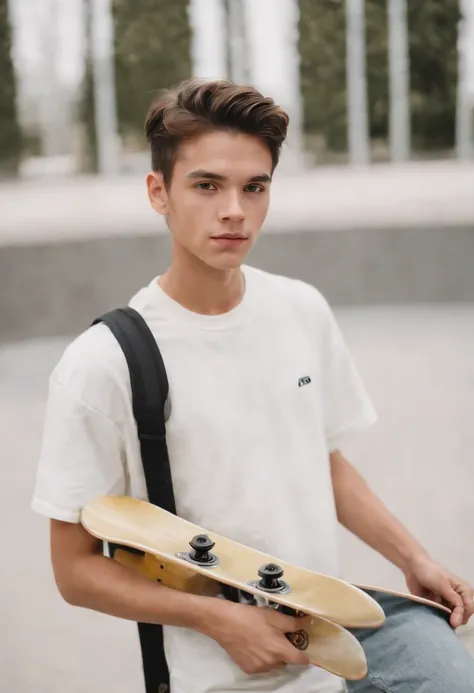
[{"xmin": 32, "ymin": 265, "xmax": 376, "ymax": 693}]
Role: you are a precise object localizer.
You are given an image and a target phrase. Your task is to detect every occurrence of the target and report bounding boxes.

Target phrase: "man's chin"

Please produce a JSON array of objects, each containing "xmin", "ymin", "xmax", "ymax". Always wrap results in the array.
[
  {"xmin": 203, "ymin": 247, "xmax": 252, "ymax": 271},
  {"xmin": 206, "ymin": 256, "xmax": 245, "ymax": 272}
]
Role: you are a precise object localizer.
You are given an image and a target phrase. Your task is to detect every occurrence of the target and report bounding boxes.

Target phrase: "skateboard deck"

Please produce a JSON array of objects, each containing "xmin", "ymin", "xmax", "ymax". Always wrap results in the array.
[
  {"xmin": 81, "ymin": 495, "xmax": 386, "ymax": 680},
  {"xmin": 110, "ymin": 548, "xmax": 368, "ymax": 680},
  {"xmin": 354, "ymin": 583, "xmax": 452, "ymax": 616}
]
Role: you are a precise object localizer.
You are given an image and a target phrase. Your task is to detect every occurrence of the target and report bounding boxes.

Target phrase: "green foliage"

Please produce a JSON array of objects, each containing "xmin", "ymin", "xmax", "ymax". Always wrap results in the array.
[
  {"xmin": 298, "ymin": 0, "xmax": 348, "ymax": 153},
  {"xmin": 0, "ymin": 0, "xmax": 22, "ymax": 175},
  {"xmin": 112, "ymin": 0, "xmax": 192, "ymax": 144},
  {"xmin": 408, "ymin": 0, "xmax": 460, "ymax": 151},
  {"xmin": 79, "ymin": 56, "xmax": 98, "ymax": 173},
  {"xmin": 77, "ymin": 0, "xmax": 462, "ymax": 164},
  {"xmin": 298, "ymin": 0, "xmax": 461, "ymax": 157},
  {"xmin": 366, "ymin": 0, "xmax": 389, "ymax": 143}
]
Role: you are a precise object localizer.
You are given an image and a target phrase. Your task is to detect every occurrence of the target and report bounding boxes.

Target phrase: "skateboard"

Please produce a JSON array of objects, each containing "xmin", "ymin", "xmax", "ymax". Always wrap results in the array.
[
  {"xmin": 354, "ymin": 583, "xmax": 452, "ymax": 616},
  {"xmin": 81, "ymin": 495, "xmax": 385, "ymax": 681}
]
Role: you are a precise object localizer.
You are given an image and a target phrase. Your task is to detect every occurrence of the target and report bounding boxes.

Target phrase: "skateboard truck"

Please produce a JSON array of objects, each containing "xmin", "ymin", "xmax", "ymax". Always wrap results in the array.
[
  {"xmin": 248, "ymin": 563, "xmax": 291, "ymax": 594},
  {"xmin": 177, "ymin": 534, "xmax": 219, "ymax": 567}
]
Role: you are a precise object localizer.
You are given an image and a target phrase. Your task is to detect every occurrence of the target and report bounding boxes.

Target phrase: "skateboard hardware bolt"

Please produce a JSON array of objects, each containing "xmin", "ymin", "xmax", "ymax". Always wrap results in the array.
[
  {"xmin": 247, "ymin": 563, "xmax": 291, "ymax": 594},
  {"xmin": 189, "ymin": 534, "xmax": 215, "ymax": 563},
  {"xmin": 258, "ymin": 563, "xmax": 285, "ymax": 590},
  {"xmin": 176, "ymin": 534, "xmax": 220, "ymax": 567}
]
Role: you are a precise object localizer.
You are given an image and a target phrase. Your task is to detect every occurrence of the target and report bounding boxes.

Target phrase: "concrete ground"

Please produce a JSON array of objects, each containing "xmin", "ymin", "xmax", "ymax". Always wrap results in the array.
[
  {"xmin": 3, "ymin": 160, "xmax": 474, "ymax": 245},
  {"xmin": 1, "ymin": 304, "xmax": 473, "ymax": 692}
]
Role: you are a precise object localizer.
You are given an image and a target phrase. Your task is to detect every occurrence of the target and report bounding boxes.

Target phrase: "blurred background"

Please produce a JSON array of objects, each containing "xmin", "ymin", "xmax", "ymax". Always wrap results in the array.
[{"xmin": 1, "ymin": 1, "xmax": 474, "ymax": 692}]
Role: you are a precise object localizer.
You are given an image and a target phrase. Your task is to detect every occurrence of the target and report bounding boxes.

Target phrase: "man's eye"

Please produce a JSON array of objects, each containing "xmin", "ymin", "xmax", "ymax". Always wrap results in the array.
[
  {"xmin": 245, "ymin": 184, "xmax": 264, "ymax": 194},
  {"xmin": 196, "ymin": 182, "xmax": 216, "ymax": 191}
]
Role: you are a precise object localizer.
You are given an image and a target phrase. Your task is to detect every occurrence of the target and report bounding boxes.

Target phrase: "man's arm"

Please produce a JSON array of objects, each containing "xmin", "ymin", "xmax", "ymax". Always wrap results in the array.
[
  {"xmin": 329, "ymin": 449, "xmax": 427, "ymax": 573},
  {"xmin": 50, "ymin": 519, "xmax": 221, "ymax": 628},
  {"xmin": 50, "ymin": 519, "xmax": 309, "ymax": 674},
  {"xmin": 329, "ymin": 449, "xmax": 474, "ymax": 628}
]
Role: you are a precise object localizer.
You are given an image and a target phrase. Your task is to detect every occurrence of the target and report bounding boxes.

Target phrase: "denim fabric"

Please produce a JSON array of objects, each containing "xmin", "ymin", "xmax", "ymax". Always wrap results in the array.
[{"xmin": 343, "ymin": 590, "xmax": 474, "ymax": 692}]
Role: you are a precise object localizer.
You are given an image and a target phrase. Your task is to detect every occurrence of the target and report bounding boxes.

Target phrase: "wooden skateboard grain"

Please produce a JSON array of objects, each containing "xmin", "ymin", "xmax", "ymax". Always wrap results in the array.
[
  {"xmin": 81, "ymin": 495, "xmax": 385, "ymax": 629},
  {"xmin": 81, "ymin": 495, "xmax": 390, "ymax": 680},
  {"xmin": 111, "ymin": 549, "xmax": 368, "ymax": 680},
  {"xmin": 353, "ymin": 583, "xmax": 452, "ymax": 615}
]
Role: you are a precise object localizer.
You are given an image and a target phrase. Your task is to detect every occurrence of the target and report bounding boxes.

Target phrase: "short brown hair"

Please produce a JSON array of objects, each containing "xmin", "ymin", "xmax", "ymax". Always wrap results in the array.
[{"xmin": 144, "ymin": 78, "xmax": 289, "ymax": 186}]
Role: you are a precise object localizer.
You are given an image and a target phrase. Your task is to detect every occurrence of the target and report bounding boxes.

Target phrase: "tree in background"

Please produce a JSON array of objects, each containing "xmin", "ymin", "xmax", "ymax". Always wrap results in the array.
[
  {"xmin": 0, "ymin": 0, "xmax": 22, "ymax": 176},
  {"xmin": 408, "ymin": 1, "xmax": 461, "ymax": 152},
  {"xmin": 112, "ymin": 0, "xmax": 191, "ymax": 150},
  {"xmin": 298, "ymin": 0, "xmax": 347, "ymax": 156},
  {"xmin": 77, "ymin": 0, "xmax": 462, "ymax": 167},
  {"xmin": 298, "ymin": 0, "xmax": 461, "ymax": 160},
  {"xmin": 79, "ymin": 0, "xmax": 98, "ymax": 173}
]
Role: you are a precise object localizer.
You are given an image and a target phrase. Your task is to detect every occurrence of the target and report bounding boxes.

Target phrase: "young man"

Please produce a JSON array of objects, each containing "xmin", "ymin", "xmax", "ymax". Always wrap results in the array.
[{"xmin": 32, "ymin": 78, "xmax": 473, "ymax": 693}]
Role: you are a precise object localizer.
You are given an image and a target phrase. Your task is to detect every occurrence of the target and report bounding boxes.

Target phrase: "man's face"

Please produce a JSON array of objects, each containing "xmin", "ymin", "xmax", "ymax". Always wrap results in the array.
[{"xmin": 146, "ymin": 130, "xmax": 273, "ymax": 271}]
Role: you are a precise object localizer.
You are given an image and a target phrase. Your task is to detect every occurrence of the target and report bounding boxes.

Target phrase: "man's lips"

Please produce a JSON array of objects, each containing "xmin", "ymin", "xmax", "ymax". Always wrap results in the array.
[
  {"xmin": 210, "ymin": 234, "xmax": 248, "ymax": 249},
  {"xmin": 211, "ymin": 234, "xmax": 248, "ymax": 240}
]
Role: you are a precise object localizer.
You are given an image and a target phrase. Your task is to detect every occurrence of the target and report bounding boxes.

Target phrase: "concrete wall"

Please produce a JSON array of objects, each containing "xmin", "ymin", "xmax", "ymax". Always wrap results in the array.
[
  {"xmin": 1, "ymin": 223, "xmax": 474, "ymax": 344},
  {"xmin": 1, "ymin": 160, "xmax": 473, "ymax": 344}
]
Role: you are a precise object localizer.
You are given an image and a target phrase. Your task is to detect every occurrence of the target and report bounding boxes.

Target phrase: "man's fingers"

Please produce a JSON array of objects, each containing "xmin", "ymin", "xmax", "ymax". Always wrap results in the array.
[
  {"xmin": 450, "ymin": 604, "xmax": 464, "ymax": 628},
  {"xmin": 458, "ymin": 584, "xmax": 474, "ymax": 625},
  {"xmin": 271, "ymin": 610, "xmax": 305, "ymax": 633},
  {"xmin": 281, "ymin": 639, "xmax": 310, "ymax": 666},
  {"xmin": 442, "ymin": 579, "xmax": 474, "ymax": 627},
  {"xmin": 283, "ymin": 616, "xmax": 311, "ymax": 666},
  {"xmin": 272, "ymin": 661, "xmax": 287, "ymax": 671},
  {"xmin": 268, "ymin": 610, "xmax": 311, "ymax": 666},
  {"xmin": 441, "ymin": 585, "xmax": 465, "ymax": 628}
]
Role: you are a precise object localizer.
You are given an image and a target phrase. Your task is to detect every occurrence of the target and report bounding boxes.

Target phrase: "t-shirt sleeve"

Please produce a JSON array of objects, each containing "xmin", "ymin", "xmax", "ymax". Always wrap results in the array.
[
  {"xmin": 319, "ymin": 303, "xmax": 377, "ymax": 452},
  {"xmin": 31, "ymin": 373, "xmax": 126, "ymax": 524}
]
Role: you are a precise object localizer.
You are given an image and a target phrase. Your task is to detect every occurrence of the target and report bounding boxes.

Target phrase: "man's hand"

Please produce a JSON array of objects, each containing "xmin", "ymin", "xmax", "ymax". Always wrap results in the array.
[
  {"xmin": 203, "ymin": 602, "xmax": 311, "ymax": 675},
  {"xmin": 329, "ymin": 451, "xmax": 474, "ymax": 630},
  {"xmin": 404, "ymin": 555, "xmax": 474, "ymax": 629}
]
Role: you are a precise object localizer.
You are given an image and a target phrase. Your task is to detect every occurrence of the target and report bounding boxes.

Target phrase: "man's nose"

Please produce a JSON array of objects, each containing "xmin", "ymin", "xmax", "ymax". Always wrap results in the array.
[{"xmin": 219, "ymin": 191, "xmax": 245, "ymax": 222}]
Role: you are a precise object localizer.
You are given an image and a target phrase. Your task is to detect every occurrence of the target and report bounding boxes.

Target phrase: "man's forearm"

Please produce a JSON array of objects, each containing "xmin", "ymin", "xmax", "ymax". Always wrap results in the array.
[
  {"xmin": 330, "ymin": 450, "xmax": 429, "ymax": 574},
  {"xmin": 60, "ymin": 551, "xmax": 226, "ymax": 636}
]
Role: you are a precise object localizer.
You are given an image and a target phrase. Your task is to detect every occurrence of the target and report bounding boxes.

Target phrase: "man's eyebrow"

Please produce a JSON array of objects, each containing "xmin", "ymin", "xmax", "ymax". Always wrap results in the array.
[
  {"xmin": 249, "ymin": 173, "xmax": 272, "ymax": 183},
  {"xmin": 186, "ymin": 170, "xmax": 227, "ymax": 181},
  {"xmin": 186, "ymin": 170, "xmax": 272, "ymax": 183}
]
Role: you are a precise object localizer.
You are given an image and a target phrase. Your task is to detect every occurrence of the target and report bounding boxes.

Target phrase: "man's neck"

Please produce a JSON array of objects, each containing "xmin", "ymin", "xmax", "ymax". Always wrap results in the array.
[{"xmin": 158, "ymin": 255, "xmax": 245, "ymax": 316}]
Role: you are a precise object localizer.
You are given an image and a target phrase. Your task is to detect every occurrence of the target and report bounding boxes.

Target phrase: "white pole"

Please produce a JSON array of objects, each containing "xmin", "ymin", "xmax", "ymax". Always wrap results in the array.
[
  {"xmin": 345, "ymin": 0, "xmax": 370, "ymax": 165},
  {"xmin": 387, "ymin": 0, "xmax": 410, "ymax": 161},
  {"xmin": 91, "ymin": 0, "xmax": 120, "ymax": 175},
  {"xmin": 243, "ymin": 0, "xmax": 304, "ymax": 171},
  {"xmin": 456, "ymin": 0, "xmax": 474, "ymax": 159},
  {"xmin": 188, "ymin": 0, "xmax": 227, "ymax": 80},
  {"xmin": 227, "ymin": 0, "xmax": 250, "ymax": 83},
  {"xmin": 38, "ymin": 0, "xmax": 61, "ymax": 157}
]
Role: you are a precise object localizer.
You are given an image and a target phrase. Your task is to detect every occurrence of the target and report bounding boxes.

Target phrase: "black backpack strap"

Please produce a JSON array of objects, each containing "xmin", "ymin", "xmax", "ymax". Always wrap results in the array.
[
  {"xmin": 92, "ymin": 306, "xmax": 175, "ymax": 693},
  {"xmin": 93, "ymin": 306, "xmax": 176, "ymax": 514}
]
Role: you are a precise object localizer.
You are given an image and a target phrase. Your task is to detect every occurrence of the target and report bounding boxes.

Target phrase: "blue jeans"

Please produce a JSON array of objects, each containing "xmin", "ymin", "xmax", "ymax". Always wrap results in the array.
[{"xmin": 344, "ymin": 590, "xmax": 474, "ymax": 692}]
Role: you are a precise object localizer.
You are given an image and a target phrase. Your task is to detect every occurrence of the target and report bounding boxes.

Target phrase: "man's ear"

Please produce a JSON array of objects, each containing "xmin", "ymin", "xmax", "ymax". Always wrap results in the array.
[{"xmin": 146, "ymin": 171, "xmax": 168, "ymax": 215}]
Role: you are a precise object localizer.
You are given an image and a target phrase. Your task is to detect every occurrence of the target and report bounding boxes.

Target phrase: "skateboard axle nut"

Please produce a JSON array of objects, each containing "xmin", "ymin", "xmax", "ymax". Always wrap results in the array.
[
  {"xmin": 189, "ymin": 534, "xmax": 216, "ymax": 564},
  {"xmin": 258, "ymin": 563, "xmax": 285, "ymax": 591}
]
